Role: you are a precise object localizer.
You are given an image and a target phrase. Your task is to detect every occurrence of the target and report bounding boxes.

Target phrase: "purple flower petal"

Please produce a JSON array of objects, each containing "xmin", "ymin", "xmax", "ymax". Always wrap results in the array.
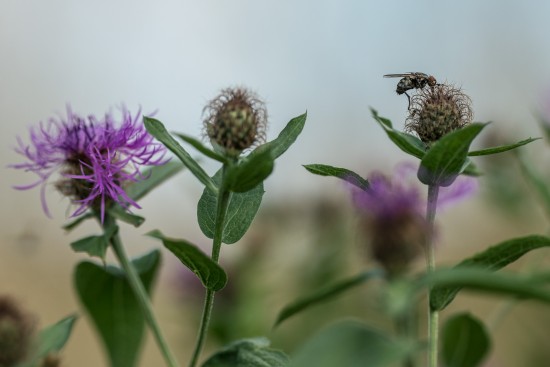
[{"xmin": 11, "ymin": 105, "xmax": 167, "ymax": 221}]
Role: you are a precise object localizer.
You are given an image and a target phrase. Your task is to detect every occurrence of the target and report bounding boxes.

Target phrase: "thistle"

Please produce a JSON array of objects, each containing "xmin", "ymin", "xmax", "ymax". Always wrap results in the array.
[
  {"xmin": 406, "ymin": 83, "xmax": 473, "ymax": 144},
  {"xmin": 11, "ymin": 106, "xmax": 167, "ymax": 221},
  {"xmin": 203, "ymin": 87, "xmax": 267, "ymax": 157}
]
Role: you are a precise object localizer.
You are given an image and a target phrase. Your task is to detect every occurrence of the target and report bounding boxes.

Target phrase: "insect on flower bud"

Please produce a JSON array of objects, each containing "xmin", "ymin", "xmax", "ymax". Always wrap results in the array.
[
  {"xmin": 203, "ymin": 87, "xmax": 267, "ymax": 157},
  {"xmin": 406, "ymin": 83, "xmax": 473, "ymax": 144},
  {"xmin": 0, "ymin": 296, "xmax": 35, "ymax": 366}
]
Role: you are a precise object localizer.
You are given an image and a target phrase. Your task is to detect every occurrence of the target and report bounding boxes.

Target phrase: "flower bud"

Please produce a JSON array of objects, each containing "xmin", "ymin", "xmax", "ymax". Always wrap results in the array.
[
  {"xmin": 203, "ymin": 87, "xmax": 267, "ymax": 157},
  {"xmin": 406, "ymin": 84, "xmax": 473, "ymax": 144},
  {"xmin": 352, "ymin": 171, "xmax": 428, "ymax": 277},
  {"xmin": 368, "ymin": 212, "xmax": 427, "ymax": 276},
  {"xmin": 0, "ymin": 296, "xmax": 35, "ymax": 366}
]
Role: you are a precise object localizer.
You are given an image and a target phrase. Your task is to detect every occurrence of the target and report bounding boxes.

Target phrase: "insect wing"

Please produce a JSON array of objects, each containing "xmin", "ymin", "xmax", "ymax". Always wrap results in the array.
[{"xmin": 383, "ymin": 73, "xmax": 414, "ymax": 78}]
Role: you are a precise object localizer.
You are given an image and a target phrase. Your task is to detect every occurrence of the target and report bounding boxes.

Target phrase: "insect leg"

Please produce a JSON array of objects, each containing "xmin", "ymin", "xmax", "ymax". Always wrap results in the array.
[{"xmin": 405, "ymin": 92, "xmax": 411, "ymax": 110}]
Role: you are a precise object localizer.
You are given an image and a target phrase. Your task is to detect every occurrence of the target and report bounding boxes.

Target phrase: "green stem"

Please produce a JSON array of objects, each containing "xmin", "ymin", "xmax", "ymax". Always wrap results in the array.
[
  {"xmin": 105, "ymin": 215, "xmax": 180, "ymax": 367},
  {"xmin": 188, "ymin": 170, "xmax": 232, "ymax": 367},
  {"xmin": 426, "ymin": 184, "xmax": 439, "ymax": 367}
]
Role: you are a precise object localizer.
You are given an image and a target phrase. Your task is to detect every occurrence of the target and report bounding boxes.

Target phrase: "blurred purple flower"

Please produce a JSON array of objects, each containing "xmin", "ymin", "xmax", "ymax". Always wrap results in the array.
[
  {"xmin": 352, "ymin": 162, "xmax": 477, "ymax": 217},
  {"xmin": 11, "ymin": 106, "xmax": 167, "ymax": 221},
  {"xmin": 350, "ymin": 163, "xmax": 477, "ymax": 274}
]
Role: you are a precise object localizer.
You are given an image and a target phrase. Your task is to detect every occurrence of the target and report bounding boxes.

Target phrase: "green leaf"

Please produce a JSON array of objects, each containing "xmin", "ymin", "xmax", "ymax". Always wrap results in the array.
[
  {"xmin": 418, "ymin": 123, "xmax": 488, "ymax": 187},
  {"xmin": 202, "ymin": 338, "xmax": 289, "ymax": 367},
  {"xmin": 371, "ymin": 108, "xmax": 427, "ymax": 159},
  {"xmin": 256, "ymin": 112, "xmax": 307, "ymax": 160},
  {"xmin": 442, "ymin": 313, "xmax": 490, "ymax": 367},
  {"xmin": 224, "ymin": 148, "xmax": 275, "ymax": 193},
  {"xmin": 174, "ymin": 132, "xmax": 227, "ymax": 163},
  {"xmin": 462, "ymin": 160, "xmax": 482, "ymax": 177},
  {"xmin": 468, "ymin": 137, "xmax": 540, "ymax": 156},
  {"xmin": 143, "ymin": 117, "xmax": 216, "ymax": 192},
  {"xmin": 198, "ymin": 169, "xmax": 264, "ymax": 244},
  {"xmin": 62, "ymin": 212, "xmax": 94, "ymax": 231},
  {"xmin": 419, "ymin": 268, "xmax": 550, "ymax": 310},
  {"xmin": 275, "ymin": 270, "xmax": 382, "ymax": 327},
  {"xmin": 303, "ymin": 164, "xmax": 370, "ymax": 191},
  {"xmin": 74, "ymin": 250, "xmax": 161, "ymax": 367},
  {"xmin": 291, "ymin": 321, "xmax": 417, "ymax": 367},
  {"xmin": 431, "ymin": 235, "xmax": 550, "ymax": 310},
  {"xmin": 108, "ymin": 206, "xmax": 145, "ymax": 227},
  {"xmin": 125, "ymin": 160, "xmax": 185, "ymax": 201},
  {"xmin": 147, "ymin": 230, "xmax": 227, "ymax": 291},
  {"xmin": 70, "ymin": 225, "xmax": 117, "ymax": 262},
  {"xmin": 34, "ymin": 314, "xmax": 78, "ymax": 359}
]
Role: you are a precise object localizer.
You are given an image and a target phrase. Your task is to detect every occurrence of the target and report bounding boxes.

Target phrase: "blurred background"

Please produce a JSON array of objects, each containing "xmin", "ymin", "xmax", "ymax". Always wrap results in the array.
[{"xmin": 2, "ymin": 1, "xmax": 550, "ymax": 366}]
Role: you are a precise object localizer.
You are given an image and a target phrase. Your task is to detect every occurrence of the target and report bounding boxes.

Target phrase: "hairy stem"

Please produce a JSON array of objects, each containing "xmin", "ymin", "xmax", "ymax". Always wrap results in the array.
[
  {"xmin": 426, "ymin": 184, "xmax": 440, "ymax": 367},
  {"xmin": 189, "ymin": 170, "xmax": 231, "ymax": 367},
  {"xmin": 106, "ymin": 215, "xmax": 180, "ymax": 367}
]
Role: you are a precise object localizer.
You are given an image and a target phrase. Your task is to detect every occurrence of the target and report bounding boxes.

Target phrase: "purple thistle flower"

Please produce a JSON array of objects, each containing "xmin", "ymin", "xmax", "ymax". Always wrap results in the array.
[
  {"xmin": 352, "ymin": 162, "xmax": 477, "ymax": 218},
  {"xmin": 350, "ymin": 163, "xmax": 477, "ymax": 275},
  {"xmin": 11, "ymin": 105, "xmax": 167, "ymax": 222}
]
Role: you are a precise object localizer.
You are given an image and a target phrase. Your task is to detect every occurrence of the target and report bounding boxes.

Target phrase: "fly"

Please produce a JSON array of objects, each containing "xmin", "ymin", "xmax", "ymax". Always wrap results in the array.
[{"xmin": 384, "ymin": 72, "xmax": 437, "ymax": 108}]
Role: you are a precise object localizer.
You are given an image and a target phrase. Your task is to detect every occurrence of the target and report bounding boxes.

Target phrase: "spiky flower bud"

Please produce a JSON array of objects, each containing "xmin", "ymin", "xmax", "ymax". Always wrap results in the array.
[
  {"xmin": 406, "ymin": 84, "xmax": 473, "ymax": 144},
  {"xmin": 0, "ymin": 296, "xmax": 35, "ymax": 367},
  {"xmin": 203, "ymin": 87, "xmax": 267, "ymax": 157}
]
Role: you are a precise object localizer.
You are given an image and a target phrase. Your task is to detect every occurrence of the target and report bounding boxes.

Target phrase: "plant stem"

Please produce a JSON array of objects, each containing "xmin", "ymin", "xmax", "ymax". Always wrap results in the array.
[
  {"xmin": 426, "ymin": 184, "xmax": 440, "ymax": 367},
  {"xmin": 189, "ymin": 170, "xmax": 232, "ymax": 367},
  {"xmin": 106, "ymin": 215, "xmax": 180, "ymax": 367}
]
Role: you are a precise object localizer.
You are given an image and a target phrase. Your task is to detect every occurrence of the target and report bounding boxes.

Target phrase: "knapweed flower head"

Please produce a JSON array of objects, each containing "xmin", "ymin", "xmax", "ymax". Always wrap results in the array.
[
  {"xmin": 352, "ymin": 168, "xmax": 427, "ymax": 276},
  {"xmin": 11, "ymin": 106, "xmax": 167, "ymax": 222},
  {"xmin": 406, "ymin": 83, "xmax": 473, "ymax": 144},
  {"xmin": 203, "ymin": 87, "xmax": 267, "ymax": 157},
  {"xmin": 0, "ymin": 296, "xmax": 35, "ymax": 366},
  {"xmin": 351, "ymin": 163, "xmax": 477, "ymax": 276}
]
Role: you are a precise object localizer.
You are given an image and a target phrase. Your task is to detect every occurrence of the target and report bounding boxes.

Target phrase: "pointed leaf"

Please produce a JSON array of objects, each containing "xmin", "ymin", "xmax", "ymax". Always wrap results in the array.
[
  {"xmin": 62, "ymin": 212, "xmax": 94, "ymax": 231},
  {"xmin": 70, "ymin": 225, "xmax": 117, "ymax": 261},
  {"xmin": 143, "ymin": 117, "xmax": 216, "ymax": 192},
  {"xmin": 147, "ymin": 230, "xmax": 227, "ymax": 291},
  {"xmin": 371, "ymin": 108, "xmax": 427, "ymax": 159},
  {"xmin": 303, "ymin": 164, "xmax": 369, "ymax": 191},
  {"xmin": 125, "ymin": 160, "xmax": 185, "ymax": 201},
  {"xmin": 468, "ymin": 137, "xmax": 540, "ymax": 156},
  {"xmin": 430, "ymin": 235, "xmax": 550, "ymax": 310},
  {"xmin": 418, "ymin": 123, "xmax": 488, "ymax": 187},
  {"xmin": 202, "ymin": 337, "xmax": 289, "ymax": 367},
  {"xmin": 442, "ymin": 313, "xmax": 490, "ymax": 367},
  {"xmin": 275, "ymin": 270, "xmax": 382, "ymax": 327},
  {"xmin": 224, "ymin": 149, "xmax": 274, "ymax": 193},
  {"xmin": 198, "ymin": 169, "xmax": 264, "ymax": 244},
  {"xmin": 108, "ymin": 206, "xmax": 145, "ymax": 227},
  {"xmin": 74, "ymin": 250, "xmax": 161, "ymax": 367},
  {"xmin": 174, "ymin": 133, "xmax": 227, "ymax": 163},
  {"xmin": 419, "ymin": 268, "xmax": 550, "ymax": 311},
  {"xmin": 256, "ymin": 112, "xmax": 307, "ymax": 160},
  {"xmin": 35, "ymin": 314, "xmax": 78, "ymax": 358},
  {"xmin": 462, "ymin": 160, "xmax": 482, "ymax": 176},
  {"xmin": 291, "ymin": 321, "xmax": 417, "ymax": 367}
]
